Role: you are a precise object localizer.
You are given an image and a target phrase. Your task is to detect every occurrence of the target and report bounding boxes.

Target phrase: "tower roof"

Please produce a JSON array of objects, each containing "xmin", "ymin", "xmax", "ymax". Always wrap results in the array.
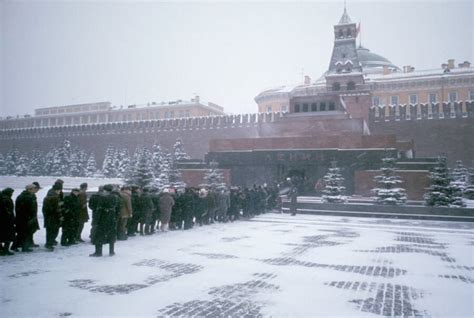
[{"xmin": 338, "ymin": 7, "xmax": 352, "ymax": 25}]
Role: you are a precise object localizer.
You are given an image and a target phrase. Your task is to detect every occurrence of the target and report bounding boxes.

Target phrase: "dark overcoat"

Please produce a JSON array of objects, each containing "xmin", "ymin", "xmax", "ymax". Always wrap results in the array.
[
  {"xmin": 42, "ymin": 191, "xmax": 61, "ymax": 228},
  {"xmin": 91, "ymin": 191, "xmax": 120, "ymax": 244},
  {"xmin": 0, "ymin": 190, "xmax": 15, "ymax": 242}
]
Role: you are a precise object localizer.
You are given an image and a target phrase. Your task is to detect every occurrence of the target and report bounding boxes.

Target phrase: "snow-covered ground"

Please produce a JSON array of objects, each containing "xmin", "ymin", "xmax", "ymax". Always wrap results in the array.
[{"xmin": 1, "ymin": 176, "xmax": 473, "ymax": 317}]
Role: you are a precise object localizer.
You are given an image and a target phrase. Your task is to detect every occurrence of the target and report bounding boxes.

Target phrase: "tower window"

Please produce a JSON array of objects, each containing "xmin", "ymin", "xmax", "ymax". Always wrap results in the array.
[
  {"xmin": 373, "ymin": 96, "xmax": 380, "ymax": 106},
  {"xmin": 390, "ymin": 96, "xmax": 399, "ymax": 105},
  {"xmin": 302, "ymin": 103, "xmax": 309, "ymax": 112},
  {"xmin": 332, "ymin": 82, "xmax": 341, "ymax": 91},
  {"xmin": 294, "ymin": 104, "xmax": 300, "ymax": 112},
  {"xmin": 347, "ymin": 81, "xmax": 355, "ymax": 90},
  {"xmin": 329, "ymin": 102, "xmax": 335, "ymax": 111},
  {"xmin": 320, "ymin": 102, "xmax": 326, "ymax": 111},
  {"xmin": 429, "ymin": 93, "xmax": 437, "ymax": 104},
  {"xmin": 409, "ymin": 94, "xmax": 418, "ymax": 104},
  {"xmin": 449, "ymin": 91, "xmax": 457, "ymax": 102},
  {"xmin": 311, "ymin": 103, "xmax": 317, "ymax": 111}
]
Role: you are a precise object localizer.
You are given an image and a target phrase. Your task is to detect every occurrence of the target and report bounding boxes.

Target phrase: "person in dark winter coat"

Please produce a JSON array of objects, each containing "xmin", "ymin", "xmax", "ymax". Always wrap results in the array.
[
  {"xmin": 42, "ymin": 184, "xmax": 62, "ymax": 250},
  {"xmin": 149, "ymin": 189, "xmax": 160, "ymax": 233},
  {"xmin": 159, "ymin": 189, "xmax": 175, "ymax": 232},
  {"xmin": 14, "ymin": 184, "xmax": 38, "ymax": 252},
  {"xmin": 195, "ymin": 188, "xmax": 208, "ymax": 226},
  {"xmin": 0, "ymin": 188, "xmax": 15, "ymax": 255},
  {"xmin": 182, "ymin": 188, "xmax": 195, "ymax": 230},
  {"xmin": 127, "ymin": 186, "xmax": 141, "ymax": 237},
  {"xmin": 139, "ymin": 188, "xmax": 154, "ymax": 235},
  {"xmin": 61, "ymin": 189, "xmax": 81, "ymax": 246},
  {"xmin": 76, "ymin": 183, "xmax": 89, "ymax": 242},
  {"xmin": 90, "ymin": 184, "xmax": 120, "ymax": 257},
  {"xmin": 289, "ymin": 185, "xmax": 298, "ymax": 216}
]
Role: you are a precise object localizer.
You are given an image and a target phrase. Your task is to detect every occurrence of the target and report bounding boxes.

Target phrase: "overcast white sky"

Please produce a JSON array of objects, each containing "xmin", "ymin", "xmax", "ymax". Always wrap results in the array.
[{"xmin": 0, "ymin": 0, "xmax": 473, "ymax": 116}]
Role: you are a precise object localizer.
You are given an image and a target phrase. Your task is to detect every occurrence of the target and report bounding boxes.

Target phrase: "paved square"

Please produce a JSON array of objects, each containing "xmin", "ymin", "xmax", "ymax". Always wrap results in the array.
[{"xmin": 1, "ymin": 213, "xmax": 473, "ymax": 317}]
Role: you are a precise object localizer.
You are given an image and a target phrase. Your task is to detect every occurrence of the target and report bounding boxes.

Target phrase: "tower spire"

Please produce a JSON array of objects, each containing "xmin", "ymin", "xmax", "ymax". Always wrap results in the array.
[{"xmin": 338, "ymin": 1, "xmax": 352, "ymax": 24}]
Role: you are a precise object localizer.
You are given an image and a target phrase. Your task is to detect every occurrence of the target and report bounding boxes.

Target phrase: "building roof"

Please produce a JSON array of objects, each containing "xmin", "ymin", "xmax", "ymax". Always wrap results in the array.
[{"xmin": 356, "ymin": 46, "xmax": 401, "ymax": 72}]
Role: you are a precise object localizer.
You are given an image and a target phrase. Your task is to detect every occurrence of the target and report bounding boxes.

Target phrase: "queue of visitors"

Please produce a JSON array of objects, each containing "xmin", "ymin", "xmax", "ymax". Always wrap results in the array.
[{"xmin": 0, "ymin": 180, "xmax": 282, "ymax": 257}]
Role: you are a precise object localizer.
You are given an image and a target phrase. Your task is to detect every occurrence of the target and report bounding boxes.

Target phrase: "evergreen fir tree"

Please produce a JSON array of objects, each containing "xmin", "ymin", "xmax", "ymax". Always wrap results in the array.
[
  {"xmin": 447, "ymin": 160, "xmax": 468, "ymax": 207},
  {"xmin": 173, "ymin": 138, "xmax": 191, "ymax": 161},
  {"xmin": 124, "ymin": 147, "xmax": 154, "ymax": 187},
  {"xmin": 463, "ymin": 166, "xmax": 474, "ymax": 200},
  {"xmin": 29, "ymin": 150, "xmax": 45, "ymax": 176},
  {"xmin": 372, "ymin": 157, "xmax": 407, "ymax": 205},
  {"xmin": 0, "ymin": 153, "xmax": 6, "ymax": 175},
  {"xmin": 16, "ymin": 154, "xmax": 30, "ymax": 176},
  {"xmin": 203, "ymin": 160, "xmax": 227, "ymax": 191},
  {"xmin": 5, "ymin": 149, "xmax": 20, "ymax": 175},
  {"xmin": 69, "ymin": 148, "xmax": 85, "ymax": 177},
  {"xmin": 116, "ymin": 148, "xmax": 131, "ymax": 178},
  {"xmin": 152, "ymin": 153, "xmax": 170, "ymax": 191},
  {"xmin": 43, "ymin": 148, "xmax": 56, "ymax": 176},
  {"xmin": 168, "ymin": 152, "xmax": 186, "ymax": 192},
  {"xmin": 321, "ymin": 161, "xmax": 346, "ymax": 203},
  {"xmin": 52, "ymin": 139, "xmax": 72, "ymax": 176},
  {"xmin": 85, "ymin": 153, "xmax": 98, "ymax": 177},
  {"xmin": 424, "ymin": 157, "xmax": 459, "ymax": 207},
  {"xmin": 151, "ymin": 143, "xmax": 163, "ymax": 177},
  {"xmin": 102, "ymin": 145, "xmax": 117, "ymax": 177}
]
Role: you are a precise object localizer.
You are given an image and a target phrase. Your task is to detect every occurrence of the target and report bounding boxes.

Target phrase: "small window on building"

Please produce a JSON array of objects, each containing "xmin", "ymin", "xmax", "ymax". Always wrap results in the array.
[
  {"xmin": 429, "ymin": 93, "xmax": 437, "ymax": 104},
  {"xmin": 302, "ymin": 103, "xmax": 309, "ymax": 112},
  {"xmin": 311, "ymin": 103, "xmax": 317, "ymax": 111},
  {"xmin": 281, "ymin": 105, "xmax": 288, "ymax": 112},
  {"xmin": 347, "ymin": 81, "xmax": 355, "ymax": 90},
  {"xmin": 449, "ymin": 91, "xmax": 457, "ymax": 102},
  {"xmin": 372, "ymin": 96, "xmax": 380, "ymax": 106},
  {"xmin": 320, "ymin": 102, "xmax": 326, "ymax": 111},
  {"xmin": 185, "ymin": 111, "xmax": 190, "ymax": 117},
  {"xmin": 57, "ymin": 118, "xmax": 64, "ymax": 126},
  {"xmin": 165, "ymin": 111, "xmax": 170, "ymax": 118},
  {"xmin": 267, "ymin": 106, "xmax": 272, "ymax": 112},
  {"xmin": 332, "ymin": 82, "xmax": 341, "ymax": 91},
  {"xmin": 390, "ymin": 96, "xmax": 399, "ymax": 105},
  {"xmin": 66, "ymin": 117, "xmax": 72, "ymax": 125},
  {"xmin": 470, "ymin": 90, "xmax": 474, "ymax": 101},
  {"xmin": 294, "ymin": 104, "xmax": 300, "ymax": 113},
  {"xmin": 329, "ymin": 102, "xmax": 335, "ymax": 110},
  {"xmin": 170, "ymin": 111, "xmax": 174, "ymax": 118},
  {"xmin": 409, "ymin": 94, "xmax": 418, "ymax": 104}
]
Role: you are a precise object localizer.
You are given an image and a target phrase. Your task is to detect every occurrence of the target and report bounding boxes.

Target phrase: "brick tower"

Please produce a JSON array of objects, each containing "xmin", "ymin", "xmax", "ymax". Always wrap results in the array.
[{"xmin": 325, "ymin": 6, "xmax": 371, "ymax": 121}]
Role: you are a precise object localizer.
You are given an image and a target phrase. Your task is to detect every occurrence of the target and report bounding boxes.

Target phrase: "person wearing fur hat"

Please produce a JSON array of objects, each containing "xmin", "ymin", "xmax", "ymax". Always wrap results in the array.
[
  {"xmin": 0, "ymin": 188, "xmax": 15, "ymax": 255},
  {"xmin": 90, "ymin": 184, "xmax": 120, "ymax": 257},
  {"xmin": 14, "ymin": 184, "xmax": 38, "ymax": 252}
]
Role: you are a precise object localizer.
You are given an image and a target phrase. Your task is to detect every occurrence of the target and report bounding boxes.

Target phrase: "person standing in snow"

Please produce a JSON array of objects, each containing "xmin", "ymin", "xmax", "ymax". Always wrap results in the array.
[
  {"xmin": 289, "ymin": 185, "xmax": 298, "ymax": 216},
  {"xmin": 90, "ymin": 184, "xmax": 120, "ymax": 257},
  {"xmin": 159, "ymin": 189, "xmax": 175, "ymax": 232},
  {"xmin": 61, "ymin": 189, "xmax": 81, "ymax": 246},
  {"xmin": 0, "ymin": 188, "xmax": 15, "ymax": 255},
  {"xmin": 139, "ymin": 187, "xmax": 154, "ymax": 235},
  {"xmin": 42, "ymin": 184, "xmax": 62, "ymax": 250},
  {"xmin": 76, "ymin": 183, "xmax": 89, "ymax": 242},
  {"xmin": 14, "ymin": 184, "xmax": 38, "ymax": 252},
  {"xmin": 117, "ymin": 186, "xmax": 132, "ymax": 240},
  {"xmin": 127, "ymin": 186, "xmax": 141, "ymax": 237}
]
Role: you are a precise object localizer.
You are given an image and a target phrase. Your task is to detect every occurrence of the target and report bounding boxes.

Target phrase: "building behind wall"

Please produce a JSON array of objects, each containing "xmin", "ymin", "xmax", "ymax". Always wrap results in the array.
[{"xmin": 254, "ymin": 7, "xmax": 474, "ymax": 165}]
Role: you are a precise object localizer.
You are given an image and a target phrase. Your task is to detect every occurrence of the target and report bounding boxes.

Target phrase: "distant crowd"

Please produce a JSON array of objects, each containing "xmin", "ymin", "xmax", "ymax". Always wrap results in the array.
[{"xmin": 0, "ymin": 180, "xmax": 283, "ymax": 257}]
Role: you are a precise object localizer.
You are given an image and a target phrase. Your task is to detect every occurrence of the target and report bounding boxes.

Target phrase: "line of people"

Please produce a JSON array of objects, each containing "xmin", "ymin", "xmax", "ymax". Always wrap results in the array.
[{"xmin": 0, "ymin": 180, "xmax": 280, "ymax": 257}]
